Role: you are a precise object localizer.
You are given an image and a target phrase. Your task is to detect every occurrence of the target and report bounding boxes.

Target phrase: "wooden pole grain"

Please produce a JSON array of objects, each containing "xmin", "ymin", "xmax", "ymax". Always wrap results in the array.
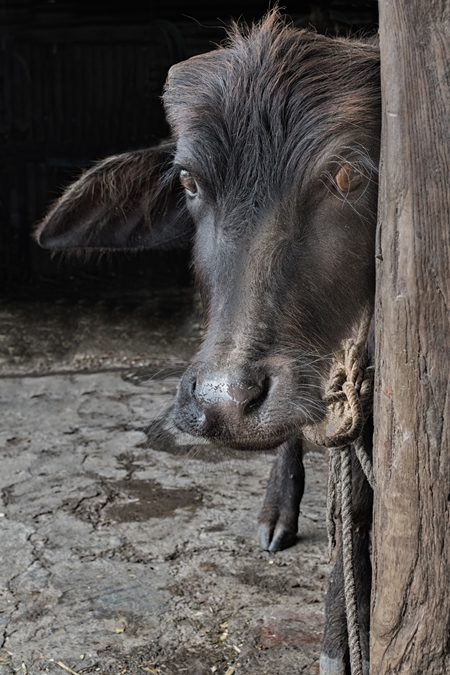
[{"xmin": 372, "ymin": 1, "xmax": 450, "ymax": 672}]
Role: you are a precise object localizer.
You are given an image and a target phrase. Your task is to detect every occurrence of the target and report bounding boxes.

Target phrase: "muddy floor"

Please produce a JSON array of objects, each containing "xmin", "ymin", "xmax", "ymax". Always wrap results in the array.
[{"xmin": 0, "ymin": 285, "xmax": 330, "ymax": 675}]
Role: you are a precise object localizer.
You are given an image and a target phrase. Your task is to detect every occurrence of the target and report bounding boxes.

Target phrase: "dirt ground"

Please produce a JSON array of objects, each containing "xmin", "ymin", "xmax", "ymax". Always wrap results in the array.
[{"xmin": 0, "ymin": 284, "xmax": 330, "ymax": 675}]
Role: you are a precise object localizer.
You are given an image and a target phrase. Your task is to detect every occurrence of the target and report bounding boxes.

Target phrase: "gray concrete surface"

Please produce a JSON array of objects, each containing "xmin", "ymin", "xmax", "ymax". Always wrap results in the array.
[{"xmin": 0, "ymin": 290, "xmax": 330, "ymax": 675}]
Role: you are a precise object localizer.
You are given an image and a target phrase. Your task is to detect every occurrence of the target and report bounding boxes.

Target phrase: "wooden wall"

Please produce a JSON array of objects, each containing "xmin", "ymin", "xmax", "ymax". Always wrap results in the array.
[{"xmin": 372, "ymin": 0, "xmax": 450, "ymax": 671}]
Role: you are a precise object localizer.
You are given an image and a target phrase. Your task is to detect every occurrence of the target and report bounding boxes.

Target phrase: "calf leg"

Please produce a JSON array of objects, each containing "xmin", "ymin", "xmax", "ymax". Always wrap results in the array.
[
  {"xmin": 258, "ymin": 437, "xmax": 305, "ymax": 552},
  {"xmin": 320, "ymin": 424, "xmax": 373, "ymax": 674}
]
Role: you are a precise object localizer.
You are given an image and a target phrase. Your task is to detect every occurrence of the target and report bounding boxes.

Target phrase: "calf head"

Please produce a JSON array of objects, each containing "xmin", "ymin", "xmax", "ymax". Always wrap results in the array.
[{"xmin": 36, "ymin": 13, "xmax": 381, "ymax": 451}]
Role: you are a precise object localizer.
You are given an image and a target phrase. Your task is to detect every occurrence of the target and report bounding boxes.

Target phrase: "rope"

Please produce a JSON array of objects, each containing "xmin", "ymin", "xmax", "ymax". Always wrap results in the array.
[
  {"xmin": 326, "ymin": 449, "xmax": 340, "ymax": 558},
  {"xmin": 341, "ymin": 446, "xmax": 363, "ymax": 675},
  {"xmin": 354, "ymin": 435, "xmax": 375, "ymax": 490},
  {"xmin": 302, "ymin": 308, "xmax": 375, "ymax": 675}
]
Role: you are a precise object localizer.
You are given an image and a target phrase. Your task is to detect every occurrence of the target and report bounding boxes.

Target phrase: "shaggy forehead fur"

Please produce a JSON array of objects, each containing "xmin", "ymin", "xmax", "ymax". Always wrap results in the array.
[{"xmin": 163, "ymin": 12, "xmax": 380, "ymax": 199}]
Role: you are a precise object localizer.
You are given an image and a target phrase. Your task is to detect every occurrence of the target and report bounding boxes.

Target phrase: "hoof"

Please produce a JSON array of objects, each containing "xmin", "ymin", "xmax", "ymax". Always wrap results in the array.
[
  {"xmin": 258, "ymin": 522, "xmax": 297, "ymax": 552},
  {"xmin": 258, "ymin": 522, "xmax": 273, "ymax": 551},
  {"xmin": 319, "ymin": 654, "xmax": 346, "ymax": 675}
]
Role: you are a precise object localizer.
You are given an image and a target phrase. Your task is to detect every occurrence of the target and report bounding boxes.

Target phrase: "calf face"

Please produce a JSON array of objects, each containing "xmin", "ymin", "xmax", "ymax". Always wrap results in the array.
[
  {"xmin": 165, "ymin": 17, "xmax": 380, "ymax": 449},
  {"xmin": 36, "ymin": 14, "xmax": 380, "ymax": 452}
]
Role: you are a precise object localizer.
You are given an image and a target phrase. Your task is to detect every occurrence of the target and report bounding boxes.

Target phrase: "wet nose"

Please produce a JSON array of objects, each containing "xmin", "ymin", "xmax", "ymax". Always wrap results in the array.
[
  {"xmin": 195, "ymin": 374, "xmax": 268, "ymax": 415},
  {"xmin": 175, "ymin": 367, "xmax": 270, "ymax": 438}
]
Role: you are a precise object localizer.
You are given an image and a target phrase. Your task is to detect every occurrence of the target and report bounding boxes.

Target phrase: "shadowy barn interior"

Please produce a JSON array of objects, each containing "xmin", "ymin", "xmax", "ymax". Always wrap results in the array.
[{"xmin": 1, "ymin": 0, "xmax": 378, "ymax": 299}]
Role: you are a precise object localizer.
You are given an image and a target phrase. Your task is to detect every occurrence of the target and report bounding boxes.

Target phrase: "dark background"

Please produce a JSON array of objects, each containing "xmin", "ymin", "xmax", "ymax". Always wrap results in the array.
[{"xmin": 0, "ymin": 0, "xmax": 378, "ymax": 298}]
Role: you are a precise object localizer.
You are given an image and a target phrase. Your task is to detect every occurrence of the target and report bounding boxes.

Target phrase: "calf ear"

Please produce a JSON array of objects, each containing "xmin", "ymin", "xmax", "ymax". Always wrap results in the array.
[{"xmin": 35, "ymin": 142, "xmax": 193, "ymax": 250}]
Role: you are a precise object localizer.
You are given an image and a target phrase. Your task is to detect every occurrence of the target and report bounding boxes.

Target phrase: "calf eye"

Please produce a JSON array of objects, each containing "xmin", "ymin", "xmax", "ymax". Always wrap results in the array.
[
  {"xmin": 335, "ymin": 164, "xmax": 362, "ymax": 194},
  {"xmin": 179, "ymin": 169, "xmax": 198, "ymax": 196}
]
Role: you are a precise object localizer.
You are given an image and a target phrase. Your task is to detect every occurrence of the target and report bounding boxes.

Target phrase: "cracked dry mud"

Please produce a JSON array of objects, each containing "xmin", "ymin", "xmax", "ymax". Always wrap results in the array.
[{"xmin": 0, "ymin": 289, "xmax": 330, "ymax": 675}]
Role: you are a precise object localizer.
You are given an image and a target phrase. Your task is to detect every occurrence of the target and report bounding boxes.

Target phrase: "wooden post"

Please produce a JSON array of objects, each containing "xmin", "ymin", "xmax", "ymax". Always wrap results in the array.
[{"xmin": 372, "ymin": 1, "xmax": 450, "ymax": 672}]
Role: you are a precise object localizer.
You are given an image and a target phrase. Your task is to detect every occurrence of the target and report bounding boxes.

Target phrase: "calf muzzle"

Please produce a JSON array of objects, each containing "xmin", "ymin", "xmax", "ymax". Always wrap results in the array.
[{"xmin": 174, "ymin": 365, "xmax": 270, "ymax": 441}]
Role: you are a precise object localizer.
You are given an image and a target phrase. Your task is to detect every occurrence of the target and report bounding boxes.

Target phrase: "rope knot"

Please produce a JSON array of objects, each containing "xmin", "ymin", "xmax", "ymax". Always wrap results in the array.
[{"xmin": 302, "ymin": 316, "xmax": 374, "ymax": 450}]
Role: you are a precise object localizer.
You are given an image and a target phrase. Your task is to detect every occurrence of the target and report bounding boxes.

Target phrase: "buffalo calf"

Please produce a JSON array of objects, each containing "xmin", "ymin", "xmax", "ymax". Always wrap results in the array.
[{"xmin": 36, "ymin": 12, "xmax": 380, "ymax": 674}]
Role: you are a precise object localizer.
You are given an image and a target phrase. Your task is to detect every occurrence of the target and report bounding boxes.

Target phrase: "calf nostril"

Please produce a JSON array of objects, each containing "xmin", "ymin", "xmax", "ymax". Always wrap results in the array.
[{"xmin": 243, "ymin": 376, "xmax": 270, "ymax": 414}]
